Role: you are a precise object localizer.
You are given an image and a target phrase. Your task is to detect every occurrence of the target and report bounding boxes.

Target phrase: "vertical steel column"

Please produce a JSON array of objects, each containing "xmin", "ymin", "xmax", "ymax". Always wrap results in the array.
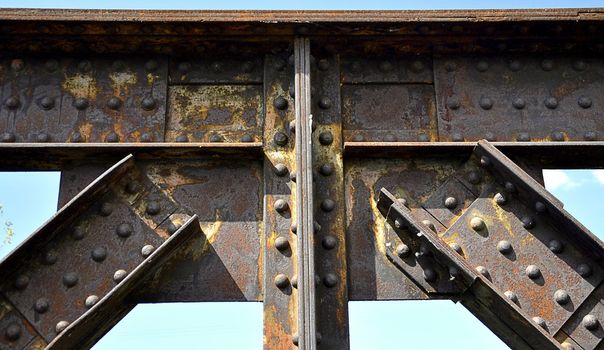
[{"xmin": 294, "ymin": 37, "xmax": 317, "ymax": 350}]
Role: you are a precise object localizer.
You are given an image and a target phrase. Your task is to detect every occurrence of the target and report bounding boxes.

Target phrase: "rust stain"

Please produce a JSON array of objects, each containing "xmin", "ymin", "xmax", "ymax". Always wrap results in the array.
[
  {"xmin": 62, "ymin": 73, "xmax": 97, "ymax": 98},
  {"xmin": 263, "ymin": 305, "xmax": 292, "ymax": 350},
  {"xmin": 109, "ymin": 71, "xmax": 137, "ymax": 96}
]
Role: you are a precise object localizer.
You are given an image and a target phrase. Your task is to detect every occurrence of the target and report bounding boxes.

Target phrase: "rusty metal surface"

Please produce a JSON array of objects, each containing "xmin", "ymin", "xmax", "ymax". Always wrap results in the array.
[{"xmin": 556, "ymin": 283, "xmax": 604, "ymax": 349}]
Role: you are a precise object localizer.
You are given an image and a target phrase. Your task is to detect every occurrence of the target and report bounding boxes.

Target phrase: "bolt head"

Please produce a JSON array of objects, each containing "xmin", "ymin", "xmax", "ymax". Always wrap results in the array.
[
  {"xmin": 145, "ymin": 59, "xmax": 158, "ymax": 71},
  {"xmin": 175, "ymin": 134, "xmax": 189, "ymax": 143},
  {"xmin": 548, "ymin": 239, "xmax": 564, "ymax": 254},
  {"xmin": 209, "ymin": 134, "xmax": 223, "ymax": 143},
  {"xmin": 447, "ymin": 96, "xmax": 461, "ymax": 110},
  {"xmin": 323, "ymin": 273, "xmax": 338, "ymax": 287},
  {"xmin": 573, "ymin": 60, "xmax": 587, "ymax": 71},
  {"xmin": 274, "ymin": 236, "xmax": 289, "ymax": 251},
  {"xmin": 322, "ymin": 235, "xmax": 337, "ymax": 250},
  {"xmin": 85, "ymin": 295, "xmax": 99, "ymax": 308},
  {"xmin": 318, "ymin": 131, "xmax": 333, "ymax": 145},
  {"xmin": 113, "ymin": 269, "xmax": 128, "ymax": 283},
  {"xmin": 62, "ymin": 272, "xmax": 79, "ymax": 287},
  {"xmin": 516, "ymin": 132, "xmax": 530, "ymax": 141},
  {"xmin": 504, "ymin": 181, "xmax": 516, "ymax": 193},
  {"xmin": 55, "ymin": 321, "xmax": 70, "ymax": 334},
  {"xmin": 421, "ymin": 220, "xmax": 436, "ymax": 232},
  {"xmin": 508, "ymin": 60, "xmax": 521, "ymax": 71},
  {"xmin": 290, "ymin": 275, "xmax": 298, "ymax": 288},
  {"xmin": 5, "ymin": 323, "xmax": 21, "ymax": 341},
  {"xmin": 91, "ymin": 247, "xmax": 107, "ymax": 262},
  {"xmin": 274, "ymin": 274, "xmax": 289, "ymax": 289},
  {"xmin": 378, "ymin": 61, "xmax": 393, "ymax": 72},
  {"xmin": 554, "ymin": 289, "xmax": 570, "ymax": 305},
  {"xmin": 34, "ymin": 298, "xmax": 49, "ymax": 313},
  {"xmin": 470, "ymin": 217, "xmax": 486, "ymax": 231},
  {"xmin": 240, "ymin": 134, "xmax": 253, "ymax": 142},
  {"xmin": 410, "ymin": 60, "xmax": 425, "ymax": 72},
  {"xmin": 141, "ymin": 245, "xmax": 155, "ymax": 257},
  {"xmin": 526, "ymin": 265, "xmax": 541, "ymax": 279},
  {"xmin": 1, "ymin": 132, "xmax": 16, "ymax": 143},
  {"xmin": 141, "ymin": 96, "xmax": 156, "ymax": 111},
  {"xmin": 146, "ymin": 201, "xmax": 161, "ymax": 215},
  {"xmin": 584, "ymin": 131, "xmax": 597, "ymax": 141},
  {"xmin": 582, "ymin": 314, "xmax": 599, "ymax": 330},
  {"xmin": 317, "ymin": 59, "xmax": 330, "ymax": 71},
  {"xmin": 70, "ymin": 132, "xmax": 84, "ymax": 142},
  {"xmin": 273, "ymin": 96, "xmax": 288, "ymax": 110},
  {"xmin": 444, "ymin": 196, "xmax": 458, "ymax": 209},
  {"xmin": 497, "ymin": 240, "xmax": 512, "ymax": 254},
  {"xmin": 561, "ymin": 342, "xmax": 575, "ymax": 350}
]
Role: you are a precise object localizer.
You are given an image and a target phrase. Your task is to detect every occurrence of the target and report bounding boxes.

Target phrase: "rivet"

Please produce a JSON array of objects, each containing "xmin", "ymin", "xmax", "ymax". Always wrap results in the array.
[
  {"xmin": 561, "ymin": 341, "xmax": 575, "ymax": 350},
  {"xmin": 582, "ymin": 314, "xmax": 599, "ymax": 330},
  {"xmin": 467, "ymin": 171, "xmax": 481, "ymax": 184},
  {"xmin": 70, "ymin": 132, "xmax": 84, "ymax": 143},
  {"xmin": 449, "ymin": 266, "xmax": 461, "ymax": 278},
  {"xmin": 42, "ymin": 250, "xmax": 58, "ymax": 265},
  {"xmin": 395, "ymin": 243, "xmax": 410, "ymax": 258},
  {"xmin": 78, "ymin": 60, "xmax": 92, "ymax": 73},
  {"xmin": 422, "ymin": 220, "xmax": 436, "ymax": 232},
  {"xmin": 508, "ymin": 60, "xmax": 521, "ymax": 71},
  {"xmin": 292, "ymin": 334, "xmax": 299, "ymax": 346},
  {"xmin": 74, "ymin": 97, "xmax": 89, "ymax": 110},
  {"xmin": 91, "ymin": 247, "xmax": 107, "ymax": 262},
  {"xmin": 105, "ymin": 132, "xmax": 119, "ymax": 143},
  {"xmin": 37, "ymin": 133, "xmax": 50, "ymax": 143},
  {"xmin": 551, "ymin": 131, "xmax": 565, "ymax": 141},
  {"xmin": 314, "ymin": 221, "xmax": 322, "ymax": 233},
  {"xmin": 548, "ymin": 239, "xmax": 564, "ymax": 254},
  {"xmin": 10, "ymin": 58, "xmax": 24, "ymax": 72},
  {"xmin": 290, "ymin": 223, "xmax": 297, "ymax": 234},
  {"xmin": 107, "ymin": 96, "xmax": 122, "ymax": 110},
  {"xmin": 444, "ymin": 60, "xmax": 456, "ymax": 72},
  {"xmin": 141, "ymin": 96, "xmax": 156, "ymax": 111},
  {"xmin": 573, "ymin": 60, "xmax": 587, "ymax": 71},
  {"xmin": 1, "ymin": 132, "xmax": 16, "ymax": 143},
  {"xmin": 113, "ymin": 269, "xmax": 128, "ymax": 283},
  {"xmin": 318, "ymin": 97, "xmax": 332, "ymax": 109},
  {"xmin": 577, "ymin": 263, "xmax": 592, "ymax": 277},
  {"xmin": 526, "ymin": 265, "xmax": 541, "ymax": 279},
  {"xmin": 504, "ymin": 181, "xmax": 516, "ymax": 193},
  {"xmin": 274, "ymin": 131, "xmax": 288, "ymax": 146},
  {"xmin": 447, "ymin": 97, "xmax": 460, "ymax": 110},
  {"xmin": 125, "ymin": 182, "xmax": 140, "ymax": 194},
  {"xmin": 410, "ymin": 60, "xmax": 425, "ymax": 72},
  {"xmin": 211, "ymin": 62, "xmax": 222, "ymax": 72},
  {"xmin": 394, "ymin": 218, "xmax": 404, "ymax": 229},
  {"xmin": 378, "ymin": 61, "xmax": 393, "ymax": 72},
  {"xmin": 504, "ymin": 290, "xmax": 519, "ymax": 304},
  {"xmin": 34, "ymin": 298, "xmax": 49, "ymax": 313},
  {"xmin": 167, "ymin": 222, "xmax": 182, "ymax": 235},
  {"xmin": 116, "ymin": 223, "xmax": 133, "ymax": 238},
  {"xmin": 178, "ymin": 62, "xmax": 191, "ymax": 73},
  {"xmin": 291, "ymin": 275, "xmax": 298, "ymax": 289},
  {"xmin": 352, "ymin": 134, "xmax": 364, "ymax": 142},
  {"xmin": 480, "ymin": 156, "xmax": 491, "ymax": 167},
  {"xmin": 512, "ymin": 98, "xmax": 525, "ymax": 109},
  {"xmin": 321, "ymin": 199, "xmax": 335, "ymax": 212},
  {"xmin": 444, "ymin": 196, "xmax": 458, "ymax": 209},
  {"xmin": 521, "ymin": 216, "xmax": 535, "ymax": 229},
  {"xmin": 55, "ymin": 321, "xmax": 70, "ymax": 334},
  {"xmin": 273, "ymin": 96, "xmax": 288, "ymax": 111},
  {"xmin": 451, "ymin": 133, "xmax": 464, "ymax": 142},
  {"xmin": 578, "ymin": 96, "xmax": 592, "ymax": 109},
  {"xmin": 274, "ymin": 274, "xmax": 289, "ymax": 288},
  {"xmin": 479, "ymin": 97, "xmax": 493, "ymax": 110},
  {"xmin": 209, "ymin": 134, "xmax": 223, "ymax": 143},
  {"xmin": 14, "ymin": 275, "xmax": 29, "ymax": 290},
  {"xmin": 290, "ymin": 172, "xmax": 296, "ymax": 182},
  {"xmin": 112, "ymin": 60, "xmax": 126, "ymax": 72},
  {"xmin": 85, "ymin": 295, "xmax": 99, "ymax": 308},
  {"xmin": 532, "ymin": 317, "xmax": 547, "ymax": 330},
  {"xmin": 554, "ymin": 289, "xmax": 570, "ymax": 305},
  {"xmin": 476, "ymin": 60, "xmax": 489, "ymax": 72},
  {"xmin": 423, "ymin": 268, "xmax": 437, "ymax": 282},
  {"xmin": 322, "ymin": 235, "xmax": 337, "ymax": 250},
  {"xmin": 494, "ymin": 193, "xmax": 507, "ymax": 205},
  {"xmin": 274, "ymin": 163, "xmax": 288, "ymax": 177},
  {"xmin": 241, "ymin": 134, "xmax": 253, "ymax": 142},
  {"xmin": 40, "ymin": 96, "xmax": 55, "ymax": 110},
  {"xmin": 145, "ymin": 59, "xmax": 158, "ymax": 72},
  {"xmin": 418, "ymin": 133, "xmax": 430, "ymax": 142},
  {"xmin": 319, "ymin": 163, "xmax": 333, "ymax": 176},
  {"xmin": 275, "ymin": 236, "xmax": 289, "ymax": 251},
  {"xmin": 140, "ymin": 133, "xmax": 153, "ymax": 142},
  {"xmin": 516, "ymin": 132, "xmax": 530, "ymax": 141},
  {"xmin": 319, "ymin": 131, "xmax": 333, "ymax": 145},
  {"xmin": 584, "ymin": 131, "xmax": 597, "ymax": 141},
  {"xmin": 316, "ymin": 332, "xmax": 322, "ymax": 344},
  {"xmin": 62, "ymin": 272, "xmax": 79, "ymax": 287},
  {"xmin": 141, "ymin": 244, "xmax": 155, "ymax": 257},
  {"xmin": 541, "ymin": 59, "xmax": 554, "ymax": 71},
  {"xmin": 324, "ymin": 273, "xmax": 338, "ymax": 287},
  {"xmin": 175, "ymin": 134, "xmax": 189, "ymax": 142},
  {"xmin": 476, "ymin": 266, "xmax": 490, "ymax": 278},
  {"xmin": 497, "ymin": 240, "xmax": 512, "ymax": 254},
  {"xmin": 5, "ymin": 323, "xmax": 21, "ymax": 341},
  {"xmin": 449, "ymin": 242, "xmax": 462, "ymax": 254},
  {"xmin": 146, "ymin": 201, "xmax": 161, "ymax": 215},
  {"xmin": 274, "ymin": 199, "xmax": 289, "ymax": 213},
  {"xmin": 5, "ymin": 96, "xmax": 20, "ymax": 109},
  {"xmin": 242, "ymin": 61, "xmax": 254, "ymax": 73},
  {"xmin": 470, "ymin": 217, "xmax": 486, "ymax": 231},
  {"xmin": 273, "ymin": 58, "xmax": 286, "ymax": 71},
  {"xmin": 484, "ymin": 132, "xmax": 496, "ymax": 141},
  {"xmin": 544, "ymin": 97, "xmax": 558, "ymax": 109},
  {"xmin": 45, "ymin": 59, "xmax": 59, "ymax": 72},
  {"xmin": 397, "ymin": 198, "xmax": 408, "ymax": 208}
]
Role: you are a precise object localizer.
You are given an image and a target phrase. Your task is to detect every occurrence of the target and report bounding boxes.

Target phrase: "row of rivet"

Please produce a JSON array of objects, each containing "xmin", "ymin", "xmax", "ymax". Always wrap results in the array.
[
  {"xmin": 4, "ymin": 58, "xmax": 160, "ymax": 74},
  {"xmin": 452, "ymin": 59, "xmax": 591, "ymax": 74},
  {"xmin": 2, "ymin": 95, "xmax": 157, "ymax": 111},
  {"xmin": 447, "ymin": 95, "xmax": 593, "ymax": 111},
  {"xmin": 175, "ymin": 60, "xmax": 256, "ymax": 74},
  {"xmin": 347, "ymin": 60, "xmax": 427, "ymax": 73},
  {"xmin": 0, "ymin": 132, "xmax": 258, "ymax": 143}
]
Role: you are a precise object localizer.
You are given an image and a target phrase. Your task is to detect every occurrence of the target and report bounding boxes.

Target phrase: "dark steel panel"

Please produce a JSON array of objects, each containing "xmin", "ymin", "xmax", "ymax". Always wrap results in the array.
[
  {"xmin": 341, "ymin": 56, "xmax": 432, "ymax": 84},
  {"xmin": 0, "ymin": 296, "xmax": 40, "ymax": 349},
  {"xmin": 556, "ymin": 284, "xmax": 604, "ymax": 350},
  {"xmin": 342, "ymin": 84, "xmax": 436, "ymax": 142},
  {"xmin": 166, "ymin": 85, "xmax": 263, "ymax": 143},
  {"xmin": 169, "ymin": 57, "xmax": 263, "ymax": 84}
]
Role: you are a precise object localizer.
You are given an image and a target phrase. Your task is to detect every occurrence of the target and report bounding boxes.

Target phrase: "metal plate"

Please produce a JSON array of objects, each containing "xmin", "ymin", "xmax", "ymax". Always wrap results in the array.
[
  {"xmin": 341, "ymin": 56, "xmax": 433, "ymax": 83},
  {"xmin": 169, "ymin": 57, "xmax": 263, "ymax": 84},
  {"xmin": 557, "ymin": 284, "xmax": 604, "ymax": 350},
  {"xmin": 423, "ymin": 176, "xmax": 477, "ymax": 229}
]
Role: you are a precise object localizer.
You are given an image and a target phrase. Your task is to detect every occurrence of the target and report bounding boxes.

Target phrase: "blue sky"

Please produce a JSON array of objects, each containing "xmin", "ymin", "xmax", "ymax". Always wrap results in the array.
[{"xmin": 1, "ymin": 1, "xmax": 604, "ymax": 349}]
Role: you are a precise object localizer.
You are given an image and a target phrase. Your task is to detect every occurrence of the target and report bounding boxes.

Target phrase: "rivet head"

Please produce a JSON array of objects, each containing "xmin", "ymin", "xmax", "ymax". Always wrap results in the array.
[
  {"xmin": 5, "ymin": 323, "xmax": 21, "ymax": 341},
  {"xmin": 1, "ymin": 132, "xmax": 16, "ymax": 143},
  {"xmin": 55, "ymin": 321, "xmax": 70, "ymax": 334},
  {"xmin": 274, "ymin": 131, "xmax": 288, "ymax": 146},
  {"xmin": 274, "ymin": 236, "xmax": 289, "ymax": 251},
  {"xmin": 292, "ymin": 333, "xmax": 299, "ymax": 345},
  {"xmin": 274, "ymin": 274, "xmax": 289, "ymax": 289},
  {"xmin": 526, "ymin": 265, "xmax": 541, "ymax": 279},
  {"xmin": 467, "ymin": 171, "xmax": 481, "ymax": 184},
  {"xmin": 319, "ymin": 131, "xmax": 333, "ymax": 145},
  {"xmin": 167, "ymin": 222, "xmax": 182, "ymax": 235},
  {"xmin": 521, "ymin": 216, "xmax": 535, "ymax": 229},
  {"xmin": 211, "ymin": 62, "xmax": 222, "ymax": 72},
  {"xmin": 516, "ymin": 132, "xmax": 530, "ymax": 141},
  {"xmin": 37, "ymin": 133, "xmax": 50, "ymax": 143},
  {"xmin": 240, "ymin": 134, "xmax": 253, "ymax": 142},
  {"xmin": 577, "ymin": 263, "xmax": 592, "ymax": 277},
  {"xmin": 274, "ymin": 163, "xmax": 288, "ymax": 177},
  {"xmin": 423, "ymin": 268, "xmax": 437, "ymax": 282},
  {"xmin": 532, "ymin": 317, "xmax": 547, "ymax": 330},
  {"xmin": 561, "ymin": 341, "xmax": 575, "ymax": 350},
  {"xmin": 447, "ymin": 97, "xmax": 460, "ymax": 110},
  {"xmin": 584, "ymin": 131, "xmax": 597, "ymax": 141},
  {"xmin": 512, "ymin": 98, "xmax": 525, "ymax": 109},
  {"xmin": 396, "ymin": 243, "xmax": 410, "ymax": 258},
  {"xmin": 11, "ymin": 58, "xmax": 25, "ymax": 71},
  {"xmin": 476, "ymin": 266, "xmax": 490, "ymax": 278},
  {"xmin": 14, "ymin": 275, "xmax": 29, "ymax": 290},
  {"xmin": 40, "ymin": 96, "xmax": 55, "ymax": 110},
  {"xmin": 451, "ymin": 133, "xmax": 464, "ymax": 142},
  {"xmin": 100, "ymin": 202, "xmax": 113, "ymax": 216},
  {"xmin": 141, "ymin": 96, "xmax": 157, "ymax": 111},
  {"xmin": 116, "ymin": 223, "xmax": 133, "ymax": 238},
  {"xmin": 105, "ymin": 132, "xmax": 119, "ymax": 143},
  {"xmin": 107, "ymin": 96, "xmax": 122, "ymax": 110},
  {"xmin": 209, "ymin": 134, "xmax": 223, "ymax": 143},
  {"xmin": 551, "ymin": 131, "xmax": 565, "ymax": 141},
  {"xmin": 91, "ymin": 247, "xmax": 107, "ymax": 262},
  {"xmin": 324, "ymin": 273, "xmax": 338, "ymax": 287},
  {"xmin": 125, "ymin": 182, "xmax": 140, "ymax": 195},
  {"xmin": 140, "ymin": 133, "xmax": 153, "ymax": 142},
  {"xmin": 544, "ymin": 97, "xmax": 558, "ymax": 109},
  {"xmin": 578, "ymin": 96, "xmax": 592, "ymax": 109},
  {"xmin": 45, "ymin": 59, "xmax": 59, "ymax": 72},
  {"xmin": 34, "ymin": 298, "xmax": 49, "ymax": 313},
  {"xmin": 535, "ymin": 201, "xmax": 546, "ymax": 213},
  {"xmin": 321, "ymin": 199, "xmax": 335, "ymax": 212},
  {"xmin": 178, "ymin": 62, "xmax": 191, "ymax": 73},
  {"xmin": 42, "ymin": 250, "xmax": 58, "ymax": 265},
  {"xmin": 480, "ymin": 155, "xmax": 491, "ymax": 167},
  {"xmin": 422, "ymin": 220, "xmax": 436, "ymax": 232},
  {"xmin": 5, "ymin": 96, "xmax": 20, "ymax": 109},
  {"xmin": 113, "ymin": 269, "xmax": 128, "ymax": 283},
  {"xmin": 449, "ymin": 242, "xmax": 462, "ymax": 254},
  {"xmin": 274, "ymin": 199, "xmax": 289, "ymax": 213},
  {"xmin": 318, "ymin": 97, "xmax": 332, "ymax": 109},
  {"xmin": 508, "ymin": 60, "xmax": 521, "ymax": 71},
  {"xmin": 497, "ymin": 240, "xmax": 512, "ymax": 254},
  {"xmin": 504, "ymin": 182, "xmax": 516, "ymax": 193},
  {"xmin": 70, "ymin": 132, "xmax": 84, "ymax": 143},
  {"xmin": 273, "ymin": 96, "xmax": 288, "ymax": 111},
  {"xmin": 78, "ymin": 60, "xmax": 92, "ymax": 72},
  {"xmin": 548, "ymin": 239, "xmax": 564, "ymax": 254},
  {"xmin": 242, "ymin": 61, "xmax": 254, "ymax": 73},
  {"xmin": 444, "ymin": 196, "xmax": 458, "ymax": 209},
  {"xmin": 146, "ymin": 201, "xmax": 161, "ymax": 215},
  {"xmin": 290, "ymin": 223, "xmax": 297, "ymax": 234},
  {"xmin": 470, "ymin": 217, "xmax": 486, "ymax": 231},
  {"xmin": 290, "ymin": 275, "xmax": 298, "ymax": 289},
  {"xmin": 141, "ymin": 245, "xmax": 155, "ymax": 257},
  {"xmin": 175, "ymin": 134, "xmax": 189, "ymax": 142},
  {"xmin": 145, "ymin": 59, "xmax": 158, "ymax": 72},
  {"xmin": 319, "ymin": 163, "xmax": 333, "ymax": 176},
  {"xmin": 541, "ymin": 59, "xmax": 554, "ymax": 71},
  {"xmin": 573, "ymin": 60, "xmax": 587, "ymax": 71},
  {"xmin": 494, "ymin": 193, "xmax": 507, "ymax": 205},
  {"xmin": 410, "ymin": 60, "xmax": 425, "ymax": 72},
  {"xmin": 554, "ymin": 289, "xmax": 570, "ymax": 305},
  {"xmin": 479, "ymin": 97, "xmax": 493, "ymax": 110},
  {"xmin": 504, "ymin": 290, "xmax": 518, "ymax": 304},
  {"xmin": 74, "ymin": 97, "xmax": 89, "ymax": 110},
  {"xmin": 321, "ymin": 235, "xmax": 337, "ymax": 250},
  {"xmin": 85, "ymin": 295, "xmax": 99, "ymax": 308},
  {"xmin": 62, "ymin": 272, "xmax": 79, "ymax": 287},
  {"xmin": 317, "ymin": 58, "xmax": 330, "ymax": 71},
  {"xmin": 290, "ymin": 172, "xmax": 296, "ymax": 183},
  {"xmin": 484, "ymin": 132, "xmax": 496, "ymax": 141},
  {"xmin": 582, "ymin": 314, "xmax": 599, "ymax": 330},
  {"xmin": 476, "ymin": 60, "xmax": 489, "ymax": 72},
  {"xmin": 378, "ymin": 61, "xmax": 393, "ymax": 72}
]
